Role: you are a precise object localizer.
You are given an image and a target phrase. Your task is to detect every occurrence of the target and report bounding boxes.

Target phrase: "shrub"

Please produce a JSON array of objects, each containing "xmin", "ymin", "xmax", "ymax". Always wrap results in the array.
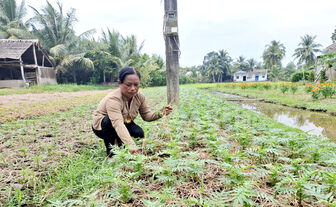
[
  {"xmin": 308, "ymin": 70, "xmax": 315, "ymax": 82},
  {"xmin": 320, "ymin": 83, "xmax": 335, "ymax": 98},
  {"xmin": 290, "ymin": 83, "xmax": 298, "ymax": 94},
  {"xmin": 291, "ymin": 70, "xmax": 310, "ymax": 82},
  {"xmin": 279, "ymin": 83, "xmax": 289, "ymax": 94},
  {"xmin": 263, "ymin": 83, "xmax": 272, "ymax": 90},
  {"xmin": 320, "ymin": 70, "xmax": 327, "ymax": 83},
  {"xmin": 304, "ymin": 84, "xmax": 314, "ymax": 94},
  {"xmin": 311, "ymin": 87, "xmax": 320, "ymax": 100}
]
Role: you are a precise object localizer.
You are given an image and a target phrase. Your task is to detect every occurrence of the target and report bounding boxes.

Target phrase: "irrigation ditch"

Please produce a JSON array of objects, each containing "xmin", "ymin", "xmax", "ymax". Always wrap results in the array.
[{"xmin": 211, "ymin": 91, "xmax": 336, "ymax": 141}]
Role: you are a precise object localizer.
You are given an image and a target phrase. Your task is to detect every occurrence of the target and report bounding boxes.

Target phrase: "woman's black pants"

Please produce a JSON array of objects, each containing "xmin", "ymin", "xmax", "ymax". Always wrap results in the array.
[{"xmin": 92, "ymin": 116, "xmax": 144, "ymax": 157}]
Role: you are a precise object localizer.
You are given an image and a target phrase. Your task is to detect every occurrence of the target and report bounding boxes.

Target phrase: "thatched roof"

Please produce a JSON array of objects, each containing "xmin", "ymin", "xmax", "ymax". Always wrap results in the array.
[
  {"xmin": 0, "ymin": 39, "xmax": 40, "ymax": 59},
  {"xmin": 0, "ymin": 39, "xmax": 54, "ymax": 67},
  {"xmin": 323, "ymin": 43, "xmax": 336, "ymax": 54}
]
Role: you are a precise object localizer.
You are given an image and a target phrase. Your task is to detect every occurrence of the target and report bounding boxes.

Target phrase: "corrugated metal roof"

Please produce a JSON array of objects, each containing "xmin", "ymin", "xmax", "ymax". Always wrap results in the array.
[
  {"xmin": 0, "ymin": 39, "xmax": 39, "ymax": 59},
  {"xmin": 234, "ymin": 69, "xmax": 268, "ymax": 75}
]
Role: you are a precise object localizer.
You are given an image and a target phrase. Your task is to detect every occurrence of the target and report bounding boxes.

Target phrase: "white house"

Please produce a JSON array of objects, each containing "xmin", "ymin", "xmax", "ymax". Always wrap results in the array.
[{"xmin": 233, "ymin": 69, "xmax": 268, "ymax": 82}]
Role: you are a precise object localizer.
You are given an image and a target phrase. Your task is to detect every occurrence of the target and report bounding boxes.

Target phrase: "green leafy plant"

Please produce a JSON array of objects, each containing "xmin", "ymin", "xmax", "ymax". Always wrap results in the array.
[
  {"xmin": 311, "ymin": 87, "xmax": 320, "ymax": 100},
  {"xmin": 290, "ymin": 83, "xmax": 298, "ymax": 94},
  {"xmin": 118, "ymin": 181, "xmax": 136, "ymax": 203},
  {"xmin": 279, "ymin": 83, "xmax": 289, "ymax": 94},
  {"xmin": 275, "ymin": 170, "xmax": 319, "ymax": 206},
  {"xmin": 320, "ymin": 83, "xmax": 335, "ymax": 98}
]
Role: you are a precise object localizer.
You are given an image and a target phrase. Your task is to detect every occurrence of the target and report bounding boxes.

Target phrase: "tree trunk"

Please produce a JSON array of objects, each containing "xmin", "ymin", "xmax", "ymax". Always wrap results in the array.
[
  {"xmin": 103, "ymin": 72, "xmax": 106, "ymax": 83},
  {"xmin": 73, "ymin": 71, "xmax": 77, "ymax": 84}
]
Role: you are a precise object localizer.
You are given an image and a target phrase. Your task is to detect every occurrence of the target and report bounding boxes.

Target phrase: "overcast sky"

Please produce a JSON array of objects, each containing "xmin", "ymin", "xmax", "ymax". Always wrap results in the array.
[{"xmin": 25, "ymin": 0, "xmax": 336, "ymax": 67}]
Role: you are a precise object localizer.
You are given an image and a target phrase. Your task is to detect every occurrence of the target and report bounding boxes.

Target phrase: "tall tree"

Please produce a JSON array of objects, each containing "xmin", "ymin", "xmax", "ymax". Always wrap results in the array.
[
  {"xmin": 0, "ymin": 0, "xmax": 31, "ymax": 39},
  {"xmin": 268, "ymin": 65, "xmax": 281, "ymax": 81},
  {"xmin": 233, "ymin": 56, "xmax": 249, "ymax": 72},
  {"xmin": 101, "ymin": 28, "xmax": 121, "ymax": 57},
  {"xmin": 120, "ymin": 34, "xmax": 143, "ymax": 67},
  {"xmin": 57, "ymin": 54, "xmax": 94, "ymax": 84},
  {"xmin": 262, "ymin": 40, "xmax": 286, "ymax": 69},
  {"xmin": 247, "ymin": 58, "xmax": 257, "ymax": 71},
  {"xmin": 203, "ymin": 51, "xmax": 219, "ymax": 82},
  {"xmin": 101, "ymin": 28, "xmax": 143, "ymax": 68},
  {"xmin": 136, "ymin": 54, "xmax": 166, "ymax": 87},
  {"xmin": 293, "ymin": 34, "xmax": 322, "ymax": 69},
  {"xmin": 283, "ymin": 62, "xmax": 296, "ymax": 81},
  {"xmin": 217, "ymin": 49, "xmax": 232, "ymax": 79},
  {"xmin": 84, "ymin": 50, "xmax": 120, "ymax": 84},
  {"xmin": 202, "ymin": 50, "xmax": 232, "ymax": 82},
  {"xmin": 28, "ymin": 0, "xmax": 77, "ymax": 51},
  {"xmin": 29, "ymin": 0, "xmax": 97, "ymax": 84}
]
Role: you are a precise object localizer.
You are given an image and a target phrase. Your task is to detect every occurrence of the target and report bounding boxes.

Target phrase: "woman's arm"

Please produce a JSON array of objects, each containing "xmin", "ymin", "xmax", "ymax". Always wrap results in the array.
[{"xmin": 138, "ymin": 93, "xmax": 173, "ymax": 121}]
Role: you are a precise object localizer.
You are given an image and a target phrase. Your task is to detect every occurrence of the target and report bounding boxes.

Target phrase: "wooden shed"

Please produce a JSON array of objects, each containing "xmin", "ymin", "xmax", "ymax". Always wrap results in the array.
[{"xmin": 0, "ymin": 39, "xmax": 56, "ymax": 88}]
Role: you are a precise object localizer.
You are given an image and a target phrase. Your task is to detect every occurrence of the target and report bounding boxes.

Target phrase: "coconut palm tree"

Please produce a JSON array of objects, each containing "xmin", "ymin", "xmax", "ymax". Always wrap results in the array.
[
  {"xmin": 262, "ymin": 40, "xmax": 286, "ymax": 69},
  {"xmin": 202, "ymin": 50, "xmax": 233, "ymax": 82},
  {"xmin": 233, "ymin": 56, "xmax": 249, "ymax": 72},
  {"xmin": 58, "ymin": 53, "xmax": 94, "ymax": 84},
  {"xmin": 84, "ymin": 50, "xmax": 120, "ymax": 84},
  {"xmin": 28, "ymin": 1, "xmax": 76, "ymax": 50},
  {"xmin": 101, "ymin": 28, "xmax": 143, "ymax": 68},
  {"xmin": 247, "ymin": 58, "xmax": 257, "ymax": 70},
  {"xmin": 293, "ymin": 34, "xmax": 322, "ymax": 69},
  {"xmin": 0, "ymin": 0, "xmax": 31, "ymax": 39},
  {"xmin": 29, "ymin": 0, "xmax": 97, "ymax": 84},
  {"xmin": 120, "ymin": 34, "xmax": 144, "ymax": 67},
  {"xmin": 101, "ymin": 28, "xmax": 121, "ymax": 57},
  {"xmin": 203, "ymin": 51, "xmax": 220, "ymax": 82},
  {"xmin": 217, "ymin": 49, "xmax": 232, "ymax": 80}
]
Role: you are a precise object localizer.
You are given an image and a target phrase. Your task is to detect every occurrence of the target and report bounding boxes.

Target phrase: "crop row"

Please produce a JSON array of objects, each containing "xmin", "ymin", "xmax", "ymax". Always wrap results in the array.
[{"xmin": 4, "ymin": 86, "xmax": 336, "ymax": 206}]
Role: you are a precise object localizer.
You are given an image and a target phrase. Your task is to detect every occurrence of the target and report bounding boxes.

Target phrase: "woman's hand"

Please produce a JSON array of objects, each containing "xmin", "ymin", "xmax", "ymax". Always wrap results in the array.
[
  {"xmin": 129, "ymin": 147, "xmax": 139, "ymax": 154},
  {"xmin": 162, "ymin": 105, "xmax": 173, "ymax": 116}
]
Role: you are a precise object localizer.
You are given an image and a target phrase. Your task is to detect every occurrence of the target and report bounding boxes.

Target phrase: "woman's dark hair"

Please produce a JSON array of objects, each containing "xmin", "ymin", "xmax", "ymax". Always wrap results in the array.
[{"xmin": 118, "ymin": 67, "xmax": 141, "ymax": 83}]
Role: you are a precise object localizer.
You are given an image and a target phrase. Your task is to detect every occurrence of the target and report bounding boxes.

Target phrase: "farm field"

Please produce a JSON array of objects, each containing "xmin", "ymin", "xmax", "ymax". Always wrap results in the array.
[
  {"xmin": 206, "ymin": 82, "xmax": 336, "ymax": 115},
  {"xmin": 0, "ymin": 84, "xmax": 112, "ymax": 96},
  {"xmin": 1, "ymin": 86, "xmax": 336, "ymax": 206}
]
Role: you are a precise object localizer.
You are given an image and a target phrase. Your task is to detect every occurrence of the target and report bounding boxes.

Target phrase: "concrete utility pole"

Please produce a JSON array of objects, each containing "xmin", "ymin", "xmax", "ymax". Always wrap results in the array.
[{"xmin": 164, "ymin": 0, "xmax": 180, "ymax": 105}]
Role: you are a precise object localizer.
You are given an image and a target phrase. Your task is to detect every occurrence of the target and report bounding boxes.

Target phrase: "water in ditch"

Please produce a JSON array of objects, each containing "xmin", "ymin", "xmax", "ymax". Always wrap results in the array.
[{"xmin": 213, "ymin": 91, "xmax": 336, "ymax": 141}]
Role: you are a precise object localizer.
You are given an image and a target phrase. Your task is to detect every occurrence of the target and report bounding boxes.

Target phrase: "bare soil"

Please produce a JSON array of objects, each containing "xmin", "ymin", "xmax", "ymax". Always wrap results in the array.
[
  {"xmin": 0, "ymin": 90, "xmax": 113, "ymax": 203},
  {"xmin": 0, "ymin": 90, "xmax": 111, "ymax": 107}
]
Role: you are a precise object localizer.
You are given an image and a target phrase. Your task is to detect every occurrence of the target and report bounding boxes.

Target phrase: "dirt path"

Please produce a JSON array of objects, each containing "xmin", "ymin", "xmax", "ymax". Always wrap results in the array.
[{"xmin": 0, "ymin": 90, "xmax": 112, "ymax": 107}]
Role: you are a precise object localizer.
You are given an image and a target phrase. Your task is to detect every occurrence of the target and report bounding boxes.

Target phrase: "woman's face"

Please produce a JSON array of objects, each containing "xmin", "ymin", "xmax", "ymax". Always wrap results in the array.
[{"xmin": 119, "ymin": 74, "xmax": 140, "ymax": 100}]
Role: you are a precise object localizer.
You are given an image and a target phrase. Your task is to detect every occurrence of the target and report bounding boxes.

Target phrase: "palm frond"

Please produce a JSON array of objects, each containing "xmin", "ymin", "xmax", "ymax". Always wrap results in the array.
[
  {"xmin": 50, "ymin": 44, "xmax": 67, "ymax": 57},
  {"xmin": 78, "ymin": 29, "xmax": 96, "ymax": 40},
  {"xmin": 16, "ymin": 0, "xmax": 26, "ymax": 20}
]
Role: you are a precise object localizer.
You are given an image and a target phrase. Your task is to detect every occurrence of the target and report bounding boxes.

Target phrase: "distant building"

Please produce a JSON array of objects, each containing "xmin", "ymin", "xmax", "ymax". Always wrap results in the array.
[
  {"xmin": 316, "ymin": 43, "xmax": 336, "ymax": 81},
  {"xmin": 0, "ymin": 39, "xmax": 56, "ymax": 88},
  {"xmin": 233, "ymin": 69, "xmax": 268, "ymax": 82}
]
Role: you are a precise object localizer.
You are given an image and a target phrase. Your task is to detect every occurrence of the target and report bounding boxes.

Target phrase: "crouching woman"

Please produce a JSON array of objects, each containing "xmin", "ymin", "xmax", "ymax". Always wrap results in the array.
[{"xmin": 92, "ymin": 67, "xmax": 173, "ymax": 157}]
